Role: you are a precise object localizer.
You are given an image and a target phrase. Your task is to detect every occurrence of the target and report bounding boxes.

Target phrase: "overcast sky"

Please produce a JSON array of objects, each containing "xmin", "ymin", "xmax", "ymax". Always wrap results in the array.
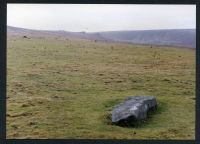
[{"xmin": 7, "ymin": 4, "xmax": 196, "ymax": 32}]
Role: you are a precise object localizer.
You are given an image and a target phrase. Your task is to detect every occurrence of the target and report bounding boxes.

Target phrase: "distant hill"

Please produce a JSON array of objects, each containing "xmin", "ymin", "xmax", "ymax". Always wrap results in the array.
[
  {"xmin": 7, "ymin": 26, "xmax": 196, "ymax": 48},
  {"xmin": 7, "ymin": 26, "xmax": 108, "ymax": 41},
  {"xmin": 98, "ymin": 29, "xmax": 196, "ymax": 48}
]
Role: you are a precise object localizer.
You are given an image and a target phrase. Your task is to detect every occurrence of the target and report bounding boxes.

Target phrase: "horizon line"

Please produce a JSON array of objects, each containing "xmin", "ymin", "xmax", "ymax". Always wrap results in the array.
[{"xmin": 7, "ymin": 25, "xmax": 196, "ymax": 33}]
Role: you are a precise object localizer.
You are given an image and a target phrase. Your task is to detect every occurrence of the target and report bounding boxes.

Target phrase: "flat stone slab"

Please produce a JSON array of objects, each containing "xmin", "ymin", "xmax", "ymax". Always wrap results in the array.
[{"xmin": 111, "ymin": 96, "xmax": 157, "ymax": 123}]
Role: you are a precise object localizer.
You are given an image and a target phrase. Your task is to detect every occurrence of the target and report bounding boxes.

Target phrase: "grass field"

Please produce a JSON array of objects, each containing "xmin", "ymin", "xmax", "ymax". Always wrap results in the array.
[{"xmin": 7, "ymin": 34, "xmax": 195, "ymax": 139}]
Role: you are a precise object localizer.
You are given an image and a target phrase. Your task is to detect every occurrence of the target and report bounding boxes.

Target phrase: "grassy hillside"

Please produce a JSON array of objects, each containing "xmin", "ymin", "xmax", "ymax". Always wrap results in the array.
[{"xmin": 7, "ymin": 33, "xmax": 195, "ymax": 139}]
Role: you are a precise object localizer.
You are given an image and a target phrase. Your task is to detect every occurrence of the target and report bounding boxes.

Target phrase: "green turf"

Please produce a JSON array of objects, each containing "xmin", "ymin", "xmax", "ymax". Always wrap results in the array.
[{"xmin": 7, "ymin": 34, "xmax": 195, "ymax": 139}]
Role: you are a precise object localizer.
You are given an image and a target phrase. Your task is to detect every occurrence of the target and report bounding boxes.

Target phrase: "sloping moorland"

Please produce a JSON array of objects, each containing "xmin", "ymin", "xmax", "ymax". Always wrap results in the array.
[{"xmin": 7, "ymin": 27, "xmax": 195, "ymax": 139}]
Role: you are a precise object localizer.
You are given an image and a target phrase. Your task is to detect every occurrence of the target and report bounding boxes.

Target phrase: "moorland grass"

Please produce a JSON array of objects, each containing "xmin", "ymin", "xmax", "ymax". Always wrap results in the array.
[{"xmin": 7, "ymin": 34, "xmax": 195, "ymax": 139}]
